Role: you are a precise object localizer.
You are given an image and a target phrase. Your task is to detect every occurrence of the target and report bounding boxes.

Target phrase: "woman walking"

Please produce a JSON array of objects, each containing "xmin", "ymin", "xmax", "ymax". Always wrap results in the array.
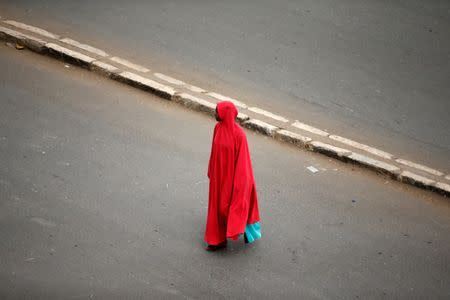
[{"xmin": 205, "ymin": 101, "xmax": 261, "ymax": 251}]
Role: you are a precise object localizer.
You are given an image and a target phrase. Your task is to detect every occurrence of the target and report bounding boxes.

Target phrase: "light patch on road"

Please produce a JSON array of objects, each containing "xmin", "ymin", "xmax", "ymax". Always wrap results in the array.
[
  {"xmin": 3, "ymin": 20, "xmax": 59, "ymax": 39},
  {"xmin": 292, "ymin": 121, "xmax": 329, "ymax": 137},
  {"xmin": 110, "ymin": 56, "xmax": 149, "ymax": 73},
  {"xmin": 60, "ymin": 38, "xmax": 108, "ymax": 57},
  {"xmin": 395, "ymin": 159, "xmax": 443, "ymax": 177},
  {"xmin": 30, "ymin": 217, "xmax": 57, "ymax": 227}
]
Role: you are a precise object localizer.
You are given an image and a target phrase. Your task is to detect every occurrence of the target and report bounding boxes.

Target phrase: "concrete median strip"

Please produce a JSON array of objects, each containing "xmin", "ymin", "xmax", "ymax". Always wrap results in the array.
[
  {"xmin": 114, "ymin": 71, "xmax": 176, "ymax": 100},
  {"xmin": 90, "ymin": 61, "xmax": 119, "ymax": 76},
  {"xmin": 1, "ymin": 18, "xmax": 448, "ymax": 198},
  {"xmin": 292, "ymin": 121, "xmax": 329, "ymax": 137},
  {"xmin": 243, "ymin": 119, "xmax": 278, "ymax": 137},
  {"xmin": 60, "ymin": 38, "xmax": 108, "ymax": 57},
  {"xmin": 0, "ymin": 26, "xmax": 47, "ymax": 52},
  {"xmin": 46, "ymin": 43, "xmax": 95, "ymax": 67},
  {"xmin": 207, "ymin": 92, "xmax": 247, "ymax": 109},
  {"xmin": 395, "ymin": 159, "xmax": 443, "ymax": 177},
  {"xmin": 329, "ymin": 135, "xmax": 393, "ymax": 160},
  {"xmin": 275, "ymin": 130, "xmax": 312, "ymax": 147},
  {"xmin": 173, "ymin": 93, "xmax": 215, "ymax": 115},
  {"xmin": 154, "ymin": 73, "xmax": 184, "ymax": 85},
  {"xmin": 110, "ymin": 56, "xmax": 149, "ymax": 73},
  {"xmin": 346, "ymin": 153, "xmax": 400, "ymax": 177},
  {"xmin": 398, "ymin": 171, "xmax": 435, "ymax": 189},
  {"xmin": 434, "ymin": 182, "xmax": 450, "ymax": 196},
  {"xmin": 307, "ymin": 141, "xmax": 352, "ymax": 158},
  {"xmin": 248, "ymin": 107, "xmax": 289, "ymax": 123},
  {"xmin": 3, "ymin": 20, "xmax": 59, "ymax": 39}
]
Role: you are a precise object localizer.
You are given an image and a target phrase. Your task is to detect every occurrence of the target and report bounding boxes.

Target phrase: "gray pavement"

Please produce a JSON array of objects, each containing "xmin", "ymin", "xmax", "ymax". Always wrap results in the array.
[
  {"xmin": 0, "ymin": 0, "xmax": 449, "ymax": 172},
  {"xmin": 1, "ymin": 44, "xmax": 450, "ymax": 299}
]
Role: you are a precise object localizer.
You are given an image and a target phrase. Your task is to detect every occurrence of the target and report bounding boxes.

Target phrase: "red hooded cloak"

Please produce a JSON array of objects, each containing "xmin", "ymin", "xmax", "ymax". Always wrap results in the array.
[{"xmin": 205, "ymin": 101, "xmax": 260, "ymax": 245}]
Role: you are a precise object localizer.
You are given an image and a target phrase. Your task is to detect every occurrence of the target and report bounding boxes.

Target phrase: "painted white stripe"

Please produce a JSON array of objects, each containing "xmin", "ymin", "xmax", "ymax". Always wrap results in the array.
[
  {"xmin": 207, "ymin": 92, "xmax": 247, "ymax": 108},
  {"xmin": 292, "ymin": 121, "xmax": 329, "ymax": 137},
  {"xmin": 60, "ymin": 38, "xmax": 108, "ymax": 57},
  {"xmin": 119, "ymin": 71, "xmax": 176, "ymax": 96},
  {"xmin": 0, "ymin": 26, "xmax": 46, "ymax": 43},
  {"xmin": 154, "ymin": 73, "xmax": 184, "ymax": 85},
  {"xmin": 395, "ymin": 159, "xmax": 443, "ymax": 177},
  {"xmin": 91, "ymin": 60, "xmax": 119, "ymax": 73},
  {"xmin": 46, "ymin": 43, "xmax": 95, "ymax": 63},
  {"xmin": 400, "ymin": 171, "xmax": 435, "ymax": 186},
  {"xmin": 4, "ymin": 20, "xmax": 59, "ymax": 39},
  {"xmin": 329, "ymin": 135, "xmax": 393, "ymax": 160},
  {"xmin": 110, "ymin": 56, "xmax": 149, "ymax": 73},
  {"xmin": 435, "ymin": 182, "xmax": 450, "ymax": 193},
  {"xmin": 248, "ymin": 107, "xmax": 289, "ymax": 123},
  {"xmin": 185, "ymin": 85, "xmax": 206, "ymax": 93}
]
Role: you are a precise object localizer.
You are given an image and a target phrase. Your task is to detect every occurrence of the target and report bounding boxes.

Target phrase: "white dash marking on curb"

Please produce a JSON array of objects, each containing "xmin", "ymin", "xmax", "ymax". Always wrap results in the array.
[
  {"xmin": 348, "ymin": 153, "xmax": 400, "ymax": 174},
  {"xmin": 395, "ymin": 159, "xmax": 443, "ymax": 177},
  {"xmin": 329, "ymin": 135, "xmax": 393, "ymax": 160},
  {"xmin": 4, "ymin": 20, "xmax": 59, "ymax": 39},
  {"xmin": 292, "ymin": 121, "xmax": 329, "ymax": 137},
  {"xmin": 91, "ymin": 60, "xmax": 119, "ymax": 73},
  {"xmin": 399, "ymin": 171, "xmax": 435, "ymax": 186},
  {"xmin": 185, "ymin": 85, "xmax": 206, "ymax": 93},
  {"xmin": 435, "ymin": 182, "xmax": 450, "ymax": 194},
  {"xmin": 0, "ymin": 26, "xmax": 46, "ymax": 43},
  {"xmin": 207, "ymin": 92, "xmax": 247, "ymax": 108},
  {"xmin": 248, "ymin": 107, "xmax": 289, "ymax": 123},
  {"xmin": 119, "ymin": 71, "xmax": 176, "ymax": 96},
  {"xmin": 110, "ymin": 56, "xmax": 149, "ymax": 73},
  {"xmin": 154, "ymin": 73, "xmax": 184, "ymax": 85},
  {"xmin": 60, "ymin": 38, "xmax": 108, "ymax": 57},
  {"xmin": 46, "ymin": 43, "xmax": 95, "ymax": 63}
]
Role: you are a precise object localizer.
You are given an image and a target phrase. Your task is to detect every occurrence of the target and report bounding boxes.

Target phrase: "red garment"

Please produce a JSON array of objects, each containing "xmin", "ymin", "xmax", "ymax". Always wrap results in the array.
[{"xmin": 205, "ymin": 101, "xmax": 260, "ymax": 245}]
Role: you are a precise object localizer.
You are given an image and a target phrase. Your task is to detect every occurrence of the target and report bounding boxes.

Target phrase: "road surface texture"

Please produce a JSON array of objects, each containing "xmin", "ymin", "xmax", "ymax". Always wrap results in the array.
[
  {"xmin": 0, "ymin": 0, "xmax": 449, "ymax": 173},
  {"xmin": 0, "ymin": 45, "xmax": 449, "ymax": 299}
]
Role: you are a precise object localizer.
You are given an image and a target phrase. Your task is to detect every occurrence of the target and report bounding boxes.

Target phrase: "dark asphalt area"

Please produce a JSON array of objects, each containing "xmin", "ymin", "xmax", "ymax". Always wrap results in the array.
[
  {"xmin": 0, "ymin": 0, "xmax": 449, "ymax": 172},
  {"xmin": 0, "ymin": 44, "xmax": 449, "ymax": 299}
]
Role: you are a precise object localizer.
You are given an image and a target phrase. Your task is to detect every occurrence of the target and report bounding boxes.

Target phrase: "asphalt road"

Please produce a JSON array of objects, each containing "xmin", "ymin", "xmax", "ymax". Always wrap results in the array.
[
  {"xmin": 1, "ymin": 44, "xmax": 450, "ymax": 299},
  {"xmin": 0, "ymin": 0, "xmax": 449, "ymax": 172}
]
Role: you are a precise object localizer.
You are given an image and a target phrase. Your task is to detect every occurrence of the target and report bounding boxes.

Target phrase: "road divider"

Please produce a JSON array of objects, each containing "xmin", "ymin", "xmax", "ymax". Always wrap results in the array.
[{"xmin": 1, "ymin": 18, "xmax": 448, "ymax": 198}]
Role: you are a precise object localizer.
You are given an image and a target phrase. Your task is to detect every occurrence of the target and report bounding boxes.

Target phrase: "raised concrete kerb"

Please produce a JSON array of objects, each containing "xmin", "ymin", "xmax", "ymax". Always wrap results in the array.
[
  {"xmin": 434, "ymin": 182, "xmax": 450, "ymax": 197},
  {"xmin": 248, "ymin": 107, "xmax": 289, "ymax": 123},
  {"xmin": 173, "ymin": 93, "xmax": 215, "ymax": 116},
  {"xmin": 292, "ymin": 121, "xmax": 329, "ymax": 137},
  {"xmin": 109, "ymin": 56, "xmax": 149, "ymax": 73},
  {"xmin": 207, "ymin": 92, "xmax": 247, "ymax": 109},
  {"xmin": 398, "ymin": 171, "xmax": 435, "ymax": 190},
  {"xmin": 114, "ymin": 71, "xmax": 176, "ymax": 100},
  {"xmin": 307, "ymin": 141, "xmax": 352, "ymax": 158},
  {"xmin": 243, "ymin": 119, "xmax": 278, "ymax": 137},
  {"xmin": 0, "ymin": 25, "xmax": 47, "ymax": 53},
  {"xmin": 90, "ymin": 61, "xmax": 120, "ymax": 77},
  {"xmin": 395, "ymin": 159, "xmax": 444, "ymax": 177},
  {"xmin": 46, "ymin": 43, "xmax": 95, "ymax": 67},
  {"xmin": 60, "ymin": 38, "xmax": 108, "ymax": 57},
  {"xmin": 346, "ymin": 153, "xmax": 401, "ymax": 177},
  {"xmin": 275, "ymin": 130, "xmax": 312, "ymax": 148},
  {"xmin": 3, "ymin": 20, "xmax": 59, "ymax": 39},
  {"xmin": 329, "ymin": 135, "xmax": 394, "ymax": 160}
]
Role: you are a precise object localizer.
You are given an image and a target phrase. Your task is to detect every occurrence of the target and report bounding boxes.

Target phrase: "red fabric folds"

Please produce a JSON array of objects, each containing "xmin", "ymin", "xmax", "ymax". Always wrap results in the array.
[{"xmin": 205, "ymin": 101, "xmax": 260, "ymax": 245}]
